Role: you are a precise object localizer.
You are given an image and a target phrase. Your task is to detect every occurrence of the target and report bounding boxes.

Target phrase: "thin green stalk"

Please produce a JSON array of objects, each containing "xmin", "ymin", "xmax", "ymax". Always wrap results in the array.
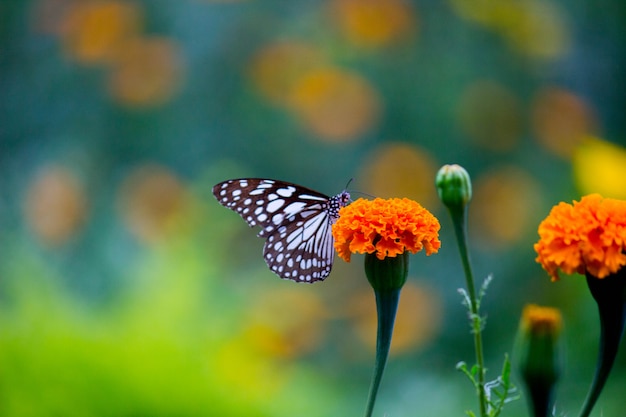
[{"xmin": 451, "ymin": 206, "xmax": 487, "ymax": 417}]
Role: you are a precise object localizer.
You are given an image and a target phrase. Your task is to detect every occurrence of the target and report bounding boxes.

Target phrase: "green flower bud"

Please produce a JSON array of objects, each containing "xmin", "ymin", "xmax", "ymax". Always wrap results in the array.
[
  {"xmin": 435, "ymin": 164, "xmax": 472, "ymax": 212},
  {"xmin": 516, "ymin": 304, "xmax": 563, "ymax": 417}
]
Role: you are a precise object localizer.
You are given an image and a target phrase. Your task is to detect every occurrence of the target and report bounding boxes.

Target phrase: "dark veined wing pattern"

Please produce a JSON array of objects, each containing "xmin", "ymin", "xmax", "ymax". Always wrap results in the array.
[{"xmin": 212, "ymin": 179, "xmax": 350, "ymax": 283}]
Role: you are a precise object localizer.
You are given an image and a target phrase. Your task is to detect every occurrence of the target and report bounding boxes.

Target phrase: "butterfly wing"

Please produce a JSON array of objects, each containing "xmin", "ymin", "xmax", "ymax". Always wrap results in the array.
[
  {"xmin": 262, "ymin": 196, "xmax": 336, "ymax": 282},
  {"xmin": 212, "ymin": 178, "xmax": 340, "ymax": 282}
]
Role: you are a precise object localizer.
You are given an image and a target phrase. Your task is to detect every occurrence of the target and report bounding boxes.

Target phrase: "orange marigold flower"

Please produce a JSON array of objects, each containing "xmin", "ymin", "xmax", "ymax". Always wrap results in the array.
[
  {"xmin": 534, "ymin": 193, "xmax": 626, "ymax": 281},
  {"xmin": 332, "ymin": 197, "xmax": 441, "ymax": 262}
]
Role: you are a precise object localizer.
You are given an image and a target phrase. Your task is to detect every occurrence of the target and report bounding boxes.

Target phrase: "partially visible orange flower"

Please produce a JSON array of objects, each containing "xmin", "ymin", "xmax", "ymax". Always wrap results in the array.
[
  {"xmin": 332, "ymin": 198, "xmax": 441, "ymax": 262},
  {"xmin": 534, "ymin": 194, "xmax": 626, "ymax": 281},
  {"xmin": 520, "ymin": 304, "xmax": 563, "ymax": 337}
]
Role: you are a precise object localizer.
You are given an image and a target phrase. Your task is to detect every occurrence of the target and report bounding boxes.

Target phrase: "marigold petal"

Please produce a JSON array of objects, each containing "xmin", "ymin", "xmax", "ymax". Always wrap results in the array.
[
  {"xmin": 332, "ymin": 197, "xmax": 440, "ymax": 262},
  {"xmin": 535, "ymin": 194, "xmax": 626, "ymax": 280}
]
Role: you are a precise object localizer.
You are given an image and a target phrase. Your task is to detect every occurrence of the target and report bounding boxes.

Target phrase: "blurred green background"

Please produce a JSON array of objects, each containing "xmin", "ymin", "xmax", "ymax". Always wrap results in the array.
[{"xmin": 1, "ymin": 0, "xmax": 626, "ymax": 416}]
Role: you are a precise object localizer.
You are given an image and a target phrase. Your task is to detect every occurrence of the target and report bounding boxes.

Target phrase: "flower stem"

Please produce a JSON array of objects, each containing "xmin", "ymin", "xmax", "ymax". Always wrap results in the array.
[
  {"xmin": 526, "ymin": 381, "xmax": 556, "ymax": 417},
  {"xmin": 364, "ymin": 287, "xmax": 401, "ymax": 417},
  {"xmin": 578, "ymin": 272, "xmax": 626, "ymax": 417},
  {"xmin": 450, "ymin": 205, "xmax": 487, "ymax": 417}
]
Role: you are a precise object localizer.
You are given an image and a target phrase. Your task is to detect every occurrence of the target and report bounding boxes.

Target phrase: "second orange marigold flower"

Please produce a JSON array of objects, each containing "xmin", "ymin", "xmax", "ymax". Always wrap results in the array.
[
  {"xmin": 534, "ymin": 194, "xmax": 626, "ymax": 281},
  {"xmin": 332, "ymin": 197, "xmax": 441, "ymax": 262}
]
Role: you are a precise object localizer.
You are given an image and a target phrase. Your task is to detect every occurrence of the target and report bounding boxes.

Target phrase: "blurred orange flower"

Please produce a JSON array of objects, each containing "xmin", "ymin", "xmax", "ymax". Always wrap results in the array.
[
  {"xmin": 60, "ymin": 0, "xmax": 142, "ymax": 64},
  {"xmin": 330, "ymin": 0, "xmax": 417, "ymax": 48},
  {"xmin": 532, "ymin": 87, "xmax": 595, "ymax": 158},
  {"xmin": 360, "ymin": 143, "xmax": 439, "ymax": 210},
  {"xmin": 248, "ymin": 41, "xmax": 327, "ymax": 105},
  {"xmin": 108, "ymin": 37, "xmax": 184, "ymax": 107},
  {"xmin": 332, "ymin": 198, "xmax": 440, "ymax": 262},
  {"xmin": 118, "ymin": 164, "xmax": 189, "ymax": 243},
  {"xmin": 534, "ymin": 194, "xmax": 626, "ymax": 281},
  {"xmin": 24, "ymin": 165, "xmax": 88, "ymax": 246},
  {"xmin": 288, "ymin": 67, "xmax": 381, "ymax": 142},
  {"xmin": 471, "ymin": 165, "xmax": 542, "ymax": 246}
]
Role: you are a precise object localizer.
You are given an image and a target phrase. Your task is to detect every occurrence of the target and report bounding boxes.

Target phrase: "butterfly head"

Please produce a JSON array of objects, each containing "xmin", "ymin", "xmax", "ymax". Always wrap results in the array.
[
  {"xmin": 327, "ymin": 190, "xmax": 351, "ymax": 221},
  {"xmin": 339, "ymin": 190, "xmax": 351, "ymax": 207}
]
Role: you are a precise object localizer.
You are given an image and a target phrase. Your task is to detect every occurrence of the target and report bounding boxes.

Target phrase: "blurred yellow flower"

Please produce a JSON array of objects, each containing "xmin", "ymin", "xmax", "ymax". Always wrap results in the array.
[
  {"xmin": 332, "ymin": 198, "xmax": 441, "ymax": 262},
  {"xmin": 573, "ymin": 137, "xmax": 626, "ymax": 200},
  {"xmin": 108, "ymin": 37, "xmax": 185, "ymax": 107},
  {"xmin": 288, "ymin": 67, "xmax": 381, "ymax": 142},
  {"xmin": 450, "ymin": 0, "xmax": 570, "ymax": 60},
  {"xmin": 535, "ymin": 194, "xmax": 626, "ymax": 281},
  {"xmin": 329, "ymin": 0, "xmax": 417, "ymax": 48},
  {"xmin": 499, "ymin": 0, "xmax": 570, "ymax": 59},
  {"xmin": 24, "ymin": 165, "xmax": 88, "ymax": 246}
]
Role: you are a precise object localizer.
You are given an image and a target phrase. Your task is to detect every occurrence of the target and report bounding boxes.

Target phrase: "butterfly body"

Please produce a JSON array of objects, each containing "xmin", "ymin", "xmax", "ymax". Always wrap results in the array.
[{"xmin": 213, "ymin": 179, "xmax": 350, "ymax": 283}]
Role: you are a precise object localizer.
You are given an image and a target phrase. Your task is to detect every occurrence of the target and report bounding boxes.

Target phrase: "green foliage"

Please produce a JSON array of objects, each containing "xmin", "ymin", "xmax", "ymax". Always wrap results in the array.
[{"xmin": 0, "ymin": 212, "xmax": 339, "ymax": 417}]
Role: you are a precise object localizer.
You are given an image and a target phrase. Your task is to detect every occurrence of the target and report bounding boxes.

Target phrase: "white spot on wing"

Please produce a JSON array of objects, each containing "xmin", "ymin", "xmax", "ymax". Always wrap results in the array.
[
  {"xmin": 284, "ymin": 202, "xmax": 306, "ymax": 215},
  {"xmin": 277, "ymin": 186, "xmax": 296, "ymax": 197},
  {"xmin": 298, "ymin": 193, "xmax": 327, "ymax": 201},
  {"xmin": 266, "ymin": 199, "xmax": 285, "ymax": 213}
]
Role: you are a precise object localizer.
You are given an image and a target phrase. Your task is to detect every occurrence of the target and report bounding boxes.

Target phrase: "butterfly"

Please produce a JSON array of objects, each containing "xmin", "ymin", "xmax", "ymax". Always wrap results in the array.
[{"xmin": 212, "ymin": 178, "xmax": 351, "ymax": 283}]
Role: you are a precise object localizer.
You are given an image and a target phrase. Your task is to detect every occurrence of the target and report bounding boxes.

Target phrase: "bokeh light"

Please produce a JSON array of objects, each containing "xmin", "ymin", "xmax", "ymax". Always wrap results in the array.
[
  {"xmin": 31, "ymin": 0, "xmax": 79, "ymax": 34},
  {"xmin": 573, "ymin": 137, "xmax": 626, "ymax": 200},
  {"xmin": 249, "ymin": 41, "xmax": 328, "ymax": 106},
  {"xmin": 449, "ymin": 0, "xmax": 570, "ymax": 60},
  {"xmin": 249, "ymin": 42, "xmax": 382, "ymax": 142},
  {"xmin": 329, "ymin": 0, "xmax": 418, "ymax": 49},
  {"xmin": 117, "ymin": 164, "xmax": 189, "ymax": 243},
  {"xmin": 344, "ymin": 282, "xmax": 442, "ymax": 355},
  {"xmin": 288, "ymin": 67, "xmax": 382, "ymax": 142},
  {"xmin": 107, "ymin": 37, "xmax": 185, "ymax": 107},
  {"xmin": 360, "ymin": 142, "xmax": 439, "ymax": 210},
  {"xmin": 470, "ymin": 165, "xmax": 542, "ymax": 246},
  {"xmin": 23, "ymin": 165, "xmax": 88, "ymax": 246},
  {"xmin": 213, "ymin": 338, "xmax": 288, "ymax": 404},
  {"xmin": 243, "ymin": 287, "xmax": 327, "ymax": 358},
  {"xmin": 532, "ymin": 87, "xmax": 596, "ymax": 158},
  {"xmin": 59, "ymin": 0, "xmax": 143, "ymax": 64},
  {"xmin": 456, "ymin": 80, "xmax": 522, "ymax": 151}
]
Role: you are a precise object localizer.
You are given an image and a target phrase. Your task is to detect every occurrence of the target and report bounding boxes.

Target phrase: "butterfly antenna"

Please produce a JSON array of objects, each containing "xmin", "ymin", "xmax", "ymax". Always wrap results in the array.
[
  {"xmin": 342, "ymin": 178, "xmax": 376, "ymax": 201},
  {"xmin": 350, "ymin": 191, "xmax": 376, "ymax": 200}
]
